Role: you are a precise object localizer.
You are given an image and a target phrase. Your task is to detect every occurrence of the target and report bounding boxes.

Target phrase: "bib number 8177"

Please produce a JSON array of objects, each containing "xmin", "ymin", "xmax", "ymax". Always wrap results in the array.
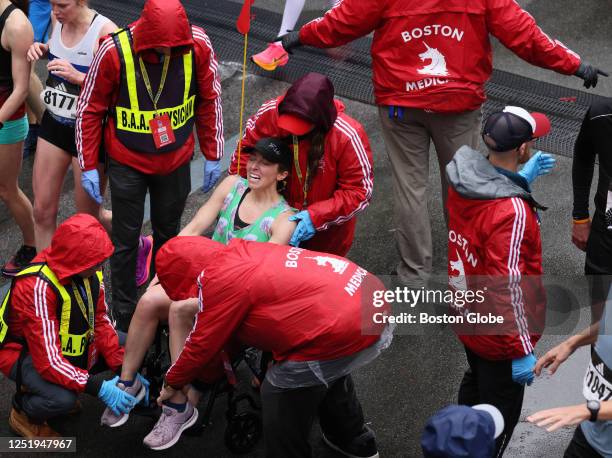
[{"xmin": 44, "ymin": 90, "xmax": 75, "ymax": 111}]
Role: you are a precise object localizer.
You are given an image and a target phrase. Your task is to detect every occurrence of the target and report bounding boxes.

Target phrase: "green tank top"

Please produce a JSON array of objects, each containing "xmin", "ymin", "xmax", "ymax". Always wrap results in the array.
[{"xmin": 212, "ymin": 178, "xmax": 293, "ymax": 244}]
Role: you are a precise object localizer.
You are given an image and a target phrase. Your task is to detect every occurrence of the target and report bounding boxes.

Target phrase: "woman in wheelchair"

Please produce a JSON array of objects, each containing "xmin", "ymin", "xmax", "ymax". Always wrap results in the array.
[{"xmin": 101, "ymin": 139, "xmax": 296, "ymax": 441}]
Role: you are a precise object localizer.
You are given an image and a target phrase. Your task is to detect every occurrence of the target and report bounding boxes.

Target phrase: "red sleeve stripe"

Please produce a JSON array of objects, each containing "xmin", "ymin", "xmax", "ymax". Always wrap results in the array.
[
  {"xmin": 34, "ymin": 278, "xmax": 88, "ymax": 385},
  {"xmin": 317, "ymin": 116, "xmax": 373, "ymax": 230},
  {"xmin": 193, "ymin": 28, "xmax": 224, "ymax": 160}
]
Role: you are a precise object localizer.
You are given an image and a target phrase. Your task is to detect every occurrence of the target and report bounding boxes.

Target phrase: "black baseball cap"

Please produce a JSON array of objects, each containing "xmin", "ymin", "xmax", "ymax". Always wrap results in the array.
[
  {"xmin": 482, "ymin": 106, "xmax": 551, "ymax": 152},
  {"xmin": 246, "ymin": 138, "xmax": 292, "ymax": 169}
]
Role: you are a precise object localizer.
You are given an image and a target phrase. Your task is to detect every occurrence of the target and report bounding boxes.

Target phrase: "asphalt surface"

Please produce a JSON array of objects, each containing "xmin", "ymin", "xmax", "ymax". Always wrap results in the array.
[{"xmin": 0, "ymin": 0, "xmax": 611, "ymax": 457}]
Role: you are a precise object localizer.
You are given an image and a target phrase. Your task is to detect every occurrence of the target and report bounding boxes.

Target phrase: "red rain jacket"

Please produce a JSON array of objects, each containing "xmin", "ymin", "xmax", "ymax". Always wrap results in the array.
[
  {"xmin": 0, "ymin": 214, "xmax": 122, "ymax": 393},
  {"xmin": 76, "ymin": 0, "xmax": 224, "ymax": 174},
  {"xmin": 299, "ymin": 0, "xmax": 581, "ymax": 112},
  {"xmin": 157, "ymin": 237, "xmax": 386, "ymax": 387}
]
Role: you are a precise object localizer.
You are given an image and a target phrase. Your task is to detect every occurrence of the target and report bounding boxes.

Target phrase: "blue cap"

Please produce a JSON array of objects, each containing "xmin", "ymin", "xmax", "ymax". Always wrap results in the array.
[{"xmin": 421, "ymin": 405, "xmax": 503, "ymax": 458}]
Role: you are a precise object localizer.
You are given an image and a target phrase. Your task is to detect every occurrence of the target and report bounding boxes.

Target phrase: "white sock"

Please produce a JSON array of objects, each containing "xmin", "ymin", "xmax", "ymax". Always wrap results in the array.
[{"xmin": 277, "ymin": 0, "xmax": 306, "ymax": 39}]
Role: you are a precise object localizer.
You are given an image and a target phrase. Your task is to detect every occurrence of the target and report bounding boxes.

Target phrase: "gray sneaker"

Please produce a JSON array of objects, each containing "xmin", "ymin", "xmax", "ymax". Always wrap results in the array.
[
  {"xmin": 143, "ymin": 404, "xmax": 198, "ymax": 451},
  {"xmin": 100, "ymin": 378, "xmax": 146, "ymax": 428}
]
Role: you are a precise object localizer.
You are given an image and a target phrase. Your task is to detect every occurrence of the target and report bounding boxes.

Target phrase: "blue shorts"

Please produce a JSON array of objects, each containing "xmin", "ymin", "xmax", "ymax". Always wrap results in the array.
[
  {"xmin": 0, "ymin": 116, "xmax": 29, "ymax": 145},
  {"xmin": 28, "ymin": 0, "xmax": 52, "ymax": 43}
]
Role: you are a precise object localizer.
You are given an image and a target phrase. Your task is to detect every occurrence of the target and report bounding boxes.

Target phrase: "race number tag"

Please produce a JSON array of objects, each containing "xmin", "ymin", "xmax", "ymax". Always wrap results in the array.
[
  {"xmin": 583, "ymin": 350, "xmax": 612, "ymax": 401},
  {"xmin": 41, "ymin": 86, "xmax": 78, "ymax": 120},
  {"xmin": 149, "ymin": 114, "xmax": 175, "ymax": 149}
]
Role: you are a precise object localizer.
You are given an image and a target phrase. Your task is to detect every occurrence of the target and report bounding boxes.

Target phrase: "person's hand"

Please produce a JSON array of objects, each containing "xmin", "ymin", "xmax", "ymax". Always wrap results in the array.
[
  {"xmin": 512, "ymin": 353, "xmax": 537, "ymax": 385},
  {"xmin": 527, "ymin": 404, "xmax": 590, "ymax": 432},
  {"xmin": 27, "ymin": 42, "xmax": 48, "ymax": 62},
  {"xmin": 98, "ymin": 376, "xmax": 137, "ymax": 415},
  {"xmin": 47, "ymin": 58, "xmax": 84, "ymax": 85},
  {"xmin": 147, "ymin": 274, "xmax": 160, "ymax": 290},
  {"xmin": 81, "ymin": 169, "xmax": 102, "ymax": 204},
  {"xmin": 518, "ymin": 151, "xmax": 556, "ymax": 184},
  {"xmin": 135, "ymin": 373, "xmax": 151, "ymax": 404},
  {"xmin": 571, "ymin": 219, "xmax": 591, "ymax": 251},
  {"xmin": 289, "ymin": 211, "xmax": 316, "ymax": 247},
  {"xmin": 534, "ymin": 341, "xmax": 573, "ymax": 376},
  {"xmin": 157, "ymin": 384, "xmax": 176, "ymax": 406},
  {"xmin": 575, "ymin": 61, "xmax": 609, "ymax": 89},
  {"xmin": 279, "ymin": 30, "xmax": 302, "ymax": 54},
  {"xmin": 202, "ymin": 160, "xmax": 221, "ymax": 193}
]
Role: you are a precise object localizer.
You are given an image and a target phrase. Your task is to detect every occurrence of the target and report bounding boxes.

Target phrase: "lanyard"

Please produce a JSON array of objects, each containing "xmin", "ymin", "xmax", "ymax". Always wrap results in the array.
[
  {"xmin": 72, "ymin": 280, "xmax": 95, "ymax": 339},
  {"xmin": 138, "ymin": 54, "xmax": 170, "ymax": 114},
  {"xmin": 292, "ymin": 135, "xmax": 309, "ymax": 206}
]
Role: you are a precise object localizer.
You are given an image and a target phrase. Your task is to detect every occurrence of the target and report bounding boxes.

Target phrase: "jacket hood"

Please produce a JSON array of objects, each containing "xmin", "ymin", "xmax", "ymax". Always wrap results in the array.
[
  {"xmin": 446, "ymin": 146, "xmax": 545, "ymax": 209},
  {"xmin": 132, "ymin": 0, "xmax": 194, "ymax": 54},
  {"xmin": 156, "ymin": 236, "xmax": 226, "ymax": 301},
  {"xmin": 278, "ymin": 73, "xmax": 338, "ymax": 133},
  {"xmin": 39, "ymin": 214, "xmax": 114, "ymax": 283}
]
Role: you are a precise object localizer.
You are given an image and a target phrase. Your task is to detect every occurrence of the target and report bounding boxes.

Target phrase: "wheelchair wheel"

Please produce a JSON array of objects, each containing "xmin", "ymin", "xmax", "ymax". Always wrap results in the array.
[{"xmin": 224, "ymin": 412, "xmax": 262, "ymax": 454}]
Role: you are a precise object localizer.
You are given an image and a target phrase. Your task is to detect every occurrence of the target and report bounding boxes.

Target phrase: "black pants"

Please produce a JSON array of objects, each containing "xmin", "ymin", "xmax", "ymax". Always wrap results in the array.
[
  {"xmin": 458, "ymin": 347, "xmax": 525, "ymax": 457},
  {"xmin": 585, "ymin": 220, "xmax": 612, "ymax": 323},
  {"xmin": 261, "ymin": 375, "xmax": 365, "ymax": 458},
  {"xmin": 108, "ymin": 159, "xmax": 191, "ymax": 330},
  {"xmin": 564, "ymin": 425, "xmax": 604, "ymax": 458}
]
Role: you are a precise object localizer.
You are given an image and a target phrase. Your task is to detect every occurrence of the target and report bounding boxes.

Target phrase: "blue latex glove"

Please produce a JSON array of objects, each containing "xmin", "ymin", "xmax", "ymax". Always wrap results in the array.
[
  {"xmin": 202, "ymin": 160, "xmax": 221, "ymax": 193},
  {"xmin": 135, "ymin": 373, "xmax": 150, "ymax": 405},
  {"xmin": 81, "ymin": 169, "xmax": 102, "ymax": 204},
  {"xmin": 512, "ymin": 353, "xmax": 537, "ymax": 386},
  {"xmin": 289, "ymin": 211, "xmax": 316, "ymax": 247},
  {"xmin": 98, "ymin": 376, "xmax": 137, "ymax": 415},
  {"xmin": 518, "ymin": 151, "xmax": 556, "ymax": 184}
]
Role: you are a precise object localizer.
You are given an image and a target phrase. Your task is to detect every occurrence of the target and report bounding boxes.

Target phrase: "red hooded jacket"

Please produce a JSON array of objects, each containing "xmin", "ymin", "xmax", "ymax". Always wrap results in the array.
[
  {"xmin": 156, "ymin": 237, "xmax": 387, "ymax": 386},
  {"xmin": 299, "ymin": 0, "xmax": 581, "ymax": 113},
  {"xmin": 229, "ymin": 74, "xmax": 373, "ymax": 256},
  {"xmin": 76, "ymin": 0, "xmax": 223, "ymax": 174},
  {"xmin": 0, "ymin": 214, "xmax": 122, "ymax": 393}
]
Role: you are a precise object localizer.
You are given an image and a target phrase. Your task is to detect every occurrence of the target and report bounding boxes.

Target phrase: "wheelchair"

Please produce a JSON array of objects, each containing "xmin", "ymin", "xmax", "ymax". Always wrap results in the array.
[{"xmin": 133, "ymin": 326, "xmax": 264, "ymax": 454}]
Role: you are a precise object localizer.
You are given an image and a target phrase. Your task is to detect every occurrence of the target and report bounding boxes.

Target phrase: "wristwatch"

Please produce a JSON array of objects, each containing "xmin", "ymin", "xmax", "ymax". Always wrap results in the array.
[{"xmin": 587, "ymin": 400, "xmax": 600, "ymax": 422}]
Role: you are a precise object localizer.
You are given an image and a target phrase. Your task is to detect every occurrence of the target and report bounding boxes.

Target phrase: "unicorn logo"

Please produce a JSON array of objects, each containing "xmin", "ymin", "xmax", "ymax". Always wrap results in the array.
[
  {"xmin": 449, "ymin": 249, "xmax": 467, "ymax": 292},
  {"xmin": 306, "ymin": 256, "xmax": 349, "ymax": 274},
  {"xmin": 417, "ymin": 42, "xmax": 449, "ymax": 77}
]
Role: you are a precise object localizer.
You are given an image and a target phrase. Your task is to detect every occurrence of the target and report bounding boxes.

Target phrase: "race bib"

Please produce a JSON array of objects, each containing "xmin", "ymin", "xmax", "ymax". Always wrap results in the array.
[
  {"xmin": 41, "ymin": 86, "xmax": 78, "ymax": 120},
  {"xmin": 583, "ymin": 349, "xmax": 612, "ymax": 401}
]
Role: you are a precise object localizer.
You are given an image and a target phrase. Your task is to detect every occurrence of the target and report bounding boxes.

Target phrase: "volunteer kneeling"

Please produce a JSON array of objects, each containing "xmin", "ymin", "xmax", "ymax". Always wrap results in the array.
[
  {"xmin": 0, "ymin": 214, "xmax": 140, "ymax": 437},
  {"xmin": 154, "ymin": 236, "xmax": 393, "ymax": 457}
]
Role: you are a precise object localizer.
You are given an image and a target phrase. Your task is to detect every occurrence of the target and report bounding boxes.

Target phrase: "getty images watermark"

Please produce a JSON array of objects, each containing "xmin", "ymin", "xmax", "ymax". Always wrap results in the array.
[{"xmin": 360, "ymin": 274, "xmax": 602, "ymax": 336}]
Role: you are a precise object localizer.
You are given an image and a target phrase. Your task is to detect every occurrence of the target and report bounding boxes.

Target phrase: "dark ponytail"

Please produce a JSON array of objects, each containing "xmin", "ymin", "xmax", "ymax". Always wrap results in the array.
[
  {"xmin": 307, "ymin": 130, "xmax": 327, "ymax": 180},
  {"xmin": 9, "ymin": 0, "xmax": 29, "ymax": 15}
]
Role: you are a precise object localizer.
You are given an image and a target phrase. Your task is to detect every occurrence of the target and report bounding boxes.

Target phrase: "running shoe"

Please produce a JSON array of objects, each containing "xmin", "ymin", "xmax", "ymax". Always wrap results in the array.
[
  {"xmin": 251, "ymin": 42, "xmax": 289, "ymax": 71},
  {"xmin": 322, "ymin": 426, "xmax": 379, "ymax": 458},
  {"xmin": 100, "ymin": 377, "xmax": 147, "ymax": 428},
  {"xmin": 135, "ymin": 235, "xmax": 153, "ymax": 287},
  {"xmin": 143, "ymin": 404, "xmax": 199, "ymax": 450},
  {"xmin": 1, "ymin": 245, "xmax": 37, "ymax": 277}
]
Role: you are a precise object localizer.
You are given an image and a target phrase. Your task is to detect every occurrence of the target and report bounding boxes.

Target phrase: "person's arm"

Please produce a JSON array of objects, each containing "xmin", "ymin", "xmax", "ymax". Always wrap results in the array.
[
  {"xmin": 486, "ymin": 0, "xmax": 581, "ymax": 75},
  {"xmin": 298, "ymin": 0, "xmax": 384, "ymax": 48},
  {"xmin": 268, "ymin": 211, "xmax": 297, "ymax": 245},
  {"xmin": 0, "ymin": 11, "xmax": 32, "ymax": 123},
  {"xmin": 179, "ymin": 176, "xmax": 238, "ymax": 236},
  {"xmin": 306, "ymin": 121, "xmax": 374, "ymax": 231},
  {"xmin": 192, "ymin": 26, "xmax": 224, "ymax": 162},
  {"xmin": 164, "ymin": 272, "xmax": 251, "ymax": 388},
  {"xmin": 528, "ymin": 401, "xmax": 612, "ymax": 431},
  {"xmin": 75, "ymin": 36, "xmax": 119, "ymax": 171},
  {"xmin": 92, "ymin": 278, "xmax": 124, "ymax": 372}
]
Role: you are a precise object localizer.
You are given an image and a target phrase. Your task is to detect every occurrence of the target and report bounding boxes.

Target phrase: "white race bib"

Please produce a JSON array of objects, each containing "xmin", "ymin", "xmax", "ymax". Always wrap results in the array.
[
  {"xmin": 583, "ymin": 351, "xmax": 612, "ymax": 401},
  {"xmin": 41, "ymin": 86, "xmax": 78, "ymax": 120}
]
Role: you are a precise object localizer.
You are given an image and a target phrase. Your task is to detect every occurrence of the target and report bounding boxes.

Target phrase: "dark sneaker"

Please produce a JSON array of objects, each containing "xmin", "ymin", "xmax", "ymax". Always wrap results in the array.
[
  {"xmin": 2, "ymin": 245, "xmax": 37, "ymax": 277},
  {"xmin": 100, "ymin": 378, "xmax": 146, "ymax": 428},
  {"xmin": 135, "ymin": 235, "xmax": 153, "ymax": 287},
  {"xmin": 322, "ymin": 426, "xmax": 379, "ymax": 458},
  {"xmin": 143, "ymin": 404, "xmax": 198, "ymax": 450}
]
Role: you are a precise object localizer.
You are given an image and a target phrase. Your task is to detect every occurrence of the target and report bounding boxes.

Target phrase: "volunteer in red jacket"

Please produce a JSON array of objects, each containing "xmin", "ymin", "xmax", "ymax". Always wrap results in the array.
[
  {"xmin": 229, "ymin": 72, "xmax": 373, "ymax": 256},
  {"xmin": 76, "ymin": 0, "xmax": 224, "ymax": 331},
  {"xmin": 446, "ymin": 107, "xmax": 552, "ymax": 456},
  {"xmin": 154, "ymin": 236, "xmax": 392, "ymax": 457},
  {"xmin": 0, "ymin": 214, "xmax": 140, "ymax": 438},
  {"xmin": 281, "ymin": 0, "xmax": 606, "ymax": 288}
]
